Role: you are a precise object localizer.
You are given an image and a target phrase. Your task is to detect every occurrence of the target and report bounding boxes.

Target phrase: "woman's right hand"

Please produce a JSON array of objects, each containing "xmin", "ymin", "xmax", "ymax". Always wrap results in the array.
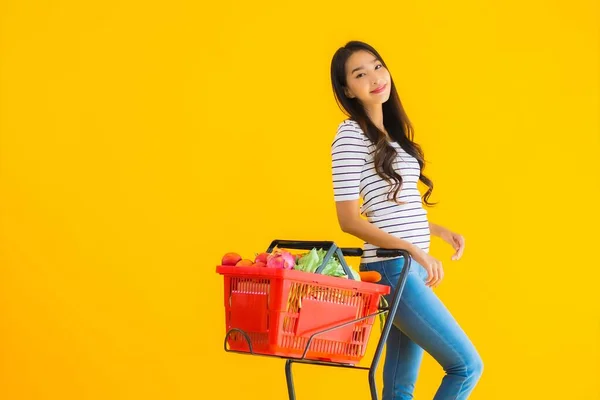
[{"xmin": 410, "ymin": 246, "xmax": 444, "ymax": 288}]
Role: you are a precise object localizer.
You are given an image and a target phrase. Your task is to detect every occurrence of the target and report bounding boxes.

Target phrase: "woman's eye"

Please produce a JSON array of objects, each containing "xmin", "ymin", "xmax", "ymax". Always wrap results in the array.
[{"xmin": 356, "ymin": 65, "xmax": 383, "ymax": 78}]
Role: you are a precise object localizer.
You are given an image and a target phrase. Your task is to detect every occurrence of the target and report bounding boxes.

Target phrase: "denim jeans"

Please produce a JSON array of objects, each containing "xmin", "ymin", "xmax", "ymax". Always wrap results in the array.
[{"xmin": 359, "ymin": 257, "xmax": 484, "ymax": 400}]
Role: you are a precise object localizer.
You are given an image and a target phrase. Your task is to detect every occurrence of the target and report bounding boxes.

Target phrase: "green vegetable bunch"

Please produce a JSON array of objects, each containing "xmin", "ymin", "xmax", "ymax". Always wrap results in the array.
[{"xmin": 295, "ymin": 248, "xmax": 361, "ymax": 281}]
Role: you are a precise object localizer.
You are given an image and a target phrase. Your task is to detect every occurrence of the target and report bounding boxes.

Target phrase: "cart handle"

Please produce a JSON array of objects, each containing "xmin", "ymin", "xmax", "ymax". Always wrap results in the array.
[
  {"xmin": 267, "ymin": 241, "xmax": 410, "ymax": 259},
  {"xmin": 376, "ymin": 248, "xmax": 410, "ymax": 258},
  {"xmin": 338, "ymin": 247, "xmax": 412, "ymax": 259}
]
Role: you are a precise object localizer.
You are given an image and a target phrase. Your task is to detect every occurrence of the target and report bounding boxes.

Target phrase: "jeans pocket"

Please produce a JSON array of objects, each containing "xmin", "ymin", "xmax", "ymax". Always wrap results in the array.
[
  {"xmin": 382, "ymin": 257, "xmax": 425, "ymax": 288},
  {"xmin": 417, "ymin": 264, "xmax": 429, "ymax": 282},
  {"xmin": 379, "ymin": 263, "xmax": 398, "ymax": 288},
  {"xmin": 408, "ymin": 259, "xmax": 428, "ymax": 282}
]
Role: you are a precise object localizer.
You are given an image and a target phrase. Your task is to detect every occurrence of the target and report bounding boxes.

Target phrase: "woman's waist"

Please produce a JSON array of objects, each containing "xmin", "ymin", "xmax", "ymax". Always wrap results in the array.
[
  {"xmin": 365, "ymin": 208, "xmax": 428, "ymax": 225},
  {"xmin": 362, "ymin": 201, "xmax": 427, "ymax": 219}
]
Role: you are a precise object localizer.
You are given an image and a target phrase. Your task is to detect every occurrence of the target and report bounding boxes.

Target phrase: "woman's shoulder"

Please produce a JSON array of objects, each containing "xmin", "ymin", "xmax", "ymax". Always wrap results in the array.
[
  {"xmin": 332, "ymin": 119, "xmax": 369, "ymax": 149},
  {"xmin": 335, "ymin": 118, "xmax": 366, "ymax": 138},
  {"xmin": 338, "ymin": 118, "xmax": 360, "ymax": 129}
]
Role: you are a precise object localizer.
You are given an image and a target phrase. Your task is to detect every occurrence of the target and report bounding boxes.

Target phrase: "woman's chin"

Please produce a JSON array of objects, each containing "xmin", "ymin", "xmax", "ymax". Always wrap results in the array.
[{"xmin": 370, "ymin": 93, "xmax": 391, "ymax": 104}]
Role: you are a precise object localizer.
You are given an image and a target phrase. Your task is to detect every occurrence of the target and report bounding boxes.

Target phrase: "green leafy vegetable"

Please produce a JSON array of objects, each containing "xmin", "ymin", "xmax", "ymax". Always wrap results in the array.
[
  {"xmin": 295, "ymin": 248, "xmax": 361, "ymax": 281},
  {"xmin": 378, "ymin": 296, "xmax": 389, "ymax": 333}
]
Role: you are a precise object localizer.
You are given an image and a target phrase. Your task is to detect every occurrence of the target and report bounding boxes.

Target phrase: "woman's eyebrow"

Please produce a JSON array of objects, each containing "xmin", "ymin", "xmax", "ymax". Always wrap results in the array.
[{"xmin": 351, "ymin": 58, "xmax": 379, "ymax": 74}]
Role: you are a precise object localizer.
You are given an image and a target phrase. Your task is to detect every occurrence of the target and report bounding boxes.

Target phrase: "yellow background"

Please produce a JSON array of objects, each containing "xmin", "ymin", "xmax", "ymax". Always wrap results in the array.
[{"xmin": 1, "ymin": 1, "xmax": 598, "ymax": 399}]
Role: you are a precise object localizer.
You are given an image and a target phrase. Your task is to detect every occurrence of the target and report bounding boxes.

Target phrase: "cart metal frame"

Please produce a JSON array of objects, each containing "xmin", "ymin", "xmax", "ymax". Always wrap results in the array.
[{"xmin": 222, "ymin": 240, "xmax": 412, "ymax": 400}]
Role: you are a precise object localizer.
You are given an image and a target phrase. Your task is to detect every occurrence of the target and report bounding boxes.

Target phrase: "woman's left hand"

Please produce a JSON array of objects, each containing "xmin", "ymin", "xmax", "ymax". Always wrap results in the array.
[{"xmin": 440, "ymin": 229, "xmax": 465, "ymax": 261}]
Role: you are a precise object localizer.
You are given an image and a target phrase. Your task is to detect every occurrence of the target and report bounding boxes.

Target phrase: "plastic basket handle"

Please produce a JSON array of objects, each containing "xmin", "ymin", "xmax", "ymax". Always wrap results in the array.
[
  {"xmin": 314, "ymin": 246, "xmax": 359, "ymax": 280},
  {"xmin": 266, "ymin": 239, "xmax": 359, "ymax": 281}
]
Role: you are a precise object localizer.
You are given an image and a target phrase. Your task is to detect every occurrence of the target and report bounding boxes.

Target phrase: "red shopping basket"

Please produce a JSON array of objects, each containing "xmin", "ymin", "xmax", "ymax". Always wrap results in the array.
[{"xmin": 216, "ymin": 242, "xmax": 390, "ymax": 365}]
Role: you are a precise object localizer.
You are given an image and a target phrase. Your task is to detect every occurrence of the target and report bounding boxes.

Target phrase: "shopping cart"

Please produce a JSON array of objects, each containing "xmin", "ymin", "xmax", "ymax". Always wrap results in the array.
[{"xmin": 216, "ymin": 239, "xmax": 412, "ymax": 400}]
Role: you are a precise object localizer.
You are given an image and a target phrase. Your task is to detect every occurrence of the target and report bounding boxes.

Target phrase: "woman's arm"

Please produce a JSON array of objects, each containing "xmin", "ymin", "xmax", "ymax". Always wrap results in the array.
[
  {"xmin": 429, "ymin": 222, "xmax": 445, "ymax": 237},
  {"xmin": 429, "ymin": 222, "xmax": 465, "ymax": 260},
  {"xmin": 341, "ymin": 215, "xmax": 420, "ymax": 255},
  {"xmin": 335, "ymin": 199, "xmax": 418, "ymax": 253}
]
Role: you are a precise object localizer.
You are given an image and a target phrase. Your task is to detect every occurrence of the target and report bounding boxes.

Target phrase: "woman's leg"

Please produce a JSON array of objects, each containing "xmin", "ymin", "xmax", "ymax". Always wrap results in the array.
[
  {"xmin": 382, "ymin": 324, "xmax": 425, "ymax": 400},
  {"xmin": 361, "ymin": 260, "xmax": 425, "ymax": 400},
  {"xmin": 363, "ymin": 258, "xmax": 484, "ymax": 400}
]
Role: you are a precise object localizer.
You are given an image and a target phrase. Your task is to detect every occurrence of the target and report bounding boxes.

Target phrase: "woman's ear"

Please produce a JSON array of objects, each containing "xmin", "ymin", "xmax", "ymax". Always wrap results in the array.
[{"xmin": 344, "ymin": 87, "xmax": 355, "ymax": 99}]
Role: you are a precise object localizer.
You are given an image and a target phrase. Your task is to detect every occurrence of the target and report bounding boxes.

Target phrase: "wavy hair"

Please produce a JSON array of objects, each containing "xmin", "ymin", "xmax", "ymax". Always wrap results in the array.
[{"xmin": 330, "ymin": 40, "xmax": 437, "ymax": 206}]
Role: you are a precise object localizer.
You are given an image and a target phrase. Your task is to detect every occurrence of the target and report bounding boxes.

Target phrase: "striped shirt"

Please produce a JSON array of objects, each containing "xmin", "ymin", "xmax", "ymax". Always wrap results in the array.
[{"xmin": 331, "ymin": 119, "xmax": 431, "ymax": 264}]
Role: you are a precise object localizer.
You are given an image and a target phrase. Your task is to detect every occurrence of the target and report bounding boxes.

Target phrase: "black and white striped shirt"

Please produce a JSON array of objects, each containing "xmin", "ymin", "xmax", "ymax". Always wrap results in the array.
[{"xmin": 331, "ymin": 119, "xmax": 431, "ymax": 263}]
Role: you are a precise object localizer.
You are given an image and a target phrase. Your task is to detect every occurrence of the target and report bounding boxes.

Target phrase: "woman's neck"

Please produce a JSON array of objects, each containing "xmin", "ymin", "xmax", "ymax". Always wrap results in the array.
[
  {"xmin": 365, "ymin": 105, "xmax": 391, "ymax": 140},
  {"xmin": 366, "ymin": 105, "xmax": 385, "ymax": 133}
]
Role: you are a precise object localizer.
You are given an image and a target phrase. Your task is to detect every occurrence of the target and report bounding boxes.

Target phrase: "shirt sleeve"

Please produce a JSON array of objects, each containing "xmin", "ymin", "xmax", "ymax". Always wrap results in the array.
[{"xmin": 331, "ymin": 122, "xmax": 368, "ymax": 201}]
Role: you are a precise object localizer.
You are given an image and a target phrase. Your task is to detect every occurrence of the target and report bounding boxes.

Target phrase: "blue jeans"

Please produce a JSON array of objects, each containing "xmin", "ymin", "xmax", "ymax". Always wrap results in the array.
[{"xmin": 359, "ymin": 257, "xmax": 484, "ymax": 400}]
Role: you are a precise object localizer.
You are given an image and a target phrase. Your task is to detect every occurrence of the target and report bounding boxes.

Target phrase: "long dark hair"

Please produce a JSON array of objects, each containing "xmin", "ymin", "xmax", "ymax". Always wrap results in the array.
[{"xmin": 330, "ymin": 41, "xmax": 437, "ymax": 207}]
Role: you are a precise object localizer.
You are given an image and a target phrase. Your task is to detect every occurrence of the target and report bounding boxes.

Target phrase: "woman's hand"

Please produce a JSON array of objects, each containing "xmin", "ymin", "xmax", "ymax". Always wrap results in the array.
[
  {"xmin": 439, "ymin": 229, "xmax": 465, "ymax": 261},
  {"xmin": 410, "ymin": 246, "xmax": 444, "ymax": 288}
]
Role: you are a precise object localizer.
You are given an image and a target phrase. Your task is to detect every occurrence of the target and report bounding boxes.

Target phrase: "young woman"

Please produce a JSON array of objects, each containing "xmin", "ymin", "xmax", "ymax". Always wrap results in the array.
[{"xmin": 330, "ymin": 41, "xmax": 484, "ymax": 400}]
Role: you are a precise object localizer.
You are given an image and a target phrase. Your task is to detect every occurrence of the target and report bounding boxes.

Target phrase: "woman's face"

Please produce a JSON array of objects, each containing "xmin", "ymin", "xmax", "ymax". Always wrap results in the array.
[{"xmin": 344, "ymin": 50, "xmax": 391, "ymax": 106}]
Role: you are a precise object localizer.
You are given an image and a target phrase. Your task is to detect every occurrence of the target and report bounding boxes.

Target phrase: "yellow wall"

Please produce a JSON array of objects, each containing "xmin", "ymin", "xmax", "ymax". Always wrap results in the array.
[{"xmin": 1, "ymin": 1, "xmax": 598, "ymax": 399}]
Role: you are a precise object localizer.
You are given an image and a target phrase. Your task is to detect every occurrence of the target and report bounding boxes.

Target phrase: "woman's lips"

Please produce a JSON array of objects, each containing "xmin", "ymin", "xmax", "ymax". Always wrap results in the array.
[{"xmin": 371, "ymin": 84, "xmax": 387, "ymax": 94}]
